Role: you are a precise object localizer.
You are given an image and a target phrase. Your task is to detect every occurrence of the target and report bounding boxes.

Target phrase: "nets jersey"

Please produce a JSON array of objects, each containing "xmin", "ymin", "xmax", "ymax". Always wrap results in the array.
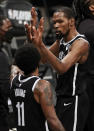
[
  {"xmin": 10, "ymin": 74, "xmax": 46, "ymax": 131},
  {"xmin": 56, "ymin": 34, "xmax": 89, "ymax": 96}
]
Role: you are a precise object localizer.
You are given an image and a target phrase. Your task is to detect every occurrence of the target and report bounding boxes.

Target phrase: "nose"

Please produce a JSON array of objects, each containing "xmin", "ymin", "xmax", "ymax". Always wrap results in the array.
[{"xmin": 54, "ymin": 22, "xmax": 59, "ymax": 29}]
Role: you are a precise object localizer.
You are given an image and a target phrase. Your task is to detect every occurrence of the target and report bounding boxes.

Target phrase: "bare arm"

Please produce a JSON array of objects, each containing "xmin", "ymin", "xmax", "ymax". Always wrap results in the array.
[
  {"xmin": 34, "ymin": 80, "xmax": 65, "ymax": 131},
  {"xmin": 38, "ymin": 39, "xmax": 89, "ymax": 74},
  {"xmin": 41, "ymin": 40, "xmax": 60, "ymax": 64},
  {"xmin": 49, "ymin": 40, "xmax": 59, "ymax": 57}
]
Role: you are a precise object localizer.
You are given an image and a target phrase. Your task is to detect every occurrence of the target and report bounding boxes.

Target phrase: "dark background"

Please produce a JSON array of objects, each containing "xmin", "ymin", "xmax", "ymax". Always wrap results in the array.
[{"xmin": 29, "ymin": 0, "xmax": 73, "ymax": 7}]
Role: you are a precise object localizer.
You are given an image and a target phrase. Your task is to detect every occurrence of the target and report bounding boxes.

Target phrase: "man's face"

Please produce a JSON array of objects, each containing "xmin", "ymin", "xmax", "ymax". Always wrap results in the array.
[
  {"xmin": 89, "ymin": 0, "xmax": 94, "ymax": 15},
  {"xmin": 0, "ymin": 19, "xmax": 12, "ymax": 41},
  {"xmin": 52, "ymin": 12, "xmax": 70, "ymax": 39}
]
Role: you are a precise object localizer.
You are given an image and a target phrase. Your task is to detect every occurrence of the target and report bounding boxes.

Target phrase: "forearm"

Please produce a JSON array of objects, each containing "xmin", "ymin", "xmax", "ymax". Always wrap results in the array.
[
  {"xmin": 40, "ymin": 43, "xmax": 65, "ymax": 74},
  {"xmin": 37, "ymin": 46, "xmax": 48, "ymax": 64},
  {"xmin": 47, "ymin": 117, "xmax": 65, "ymax": 131}
]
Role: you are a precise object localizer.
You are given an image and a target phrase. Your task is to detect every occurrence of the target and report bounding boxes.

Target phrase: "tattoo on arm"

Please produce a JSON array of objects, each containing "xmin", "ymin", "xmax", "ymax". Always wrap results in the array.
[
  {"xmin": 44, "ymin": 85, "xmax": 53, "ymax": 106},
  {"xmin": 35, "ymin": 80, "xmax": 54, "ymax": 106},
  {"xmin": 36, "ymin": 81, "xmax": 65, "ymax": 131}
]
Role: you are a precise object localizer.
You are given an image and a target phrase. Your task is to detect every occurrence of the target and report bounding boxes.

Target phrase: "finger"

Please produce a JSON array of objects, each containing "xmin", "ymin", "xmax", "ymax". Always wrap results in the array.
[
  {"xmin": 6, "ymin": 18, "xmax": 12, "ymax": 26},
  {"xmin": 32, "ymin": 26, "xmax": 37, "ymax": 36},
  {"xmin": 38, "ymin": 17, "xmax": 44, "ymax": 33},
  {"xmin": 31, "ymin": 26, "xmax": 38, "ymax": 40},
  {"xmin": 31, "ymin": 7, "xmax": 38, "ymax": 26},
  {"xmin": 38, "ymin": 17, "xmax": 44, "ymax": 28},
  {"xmin": 31, "ymin": 7, "xmax": 36, "ymax": 19},
  {"xmin": 31, "ymin": 19, "xmax": 34, "ymax": 26},
  {"xmin": 2, "ymin": 19, "xmax": 12, "ymax": 31},
  {"xmin": 24, "ymin": 24, "xmax": 29, "ymax": 32},
  {"xmin": 25, "ymin": 24, "xmax": 29, "ymax": 37},
  {"xmin": 4, "ymin": 19, "xmax": 12, "ymax": 28},
  {"xmin": 25, "ymin": 24, "xmax": 33, "ymax": 41},
  {"xmin": 25, "ymin": 24, "xmax": 30, "ymax": 35}
]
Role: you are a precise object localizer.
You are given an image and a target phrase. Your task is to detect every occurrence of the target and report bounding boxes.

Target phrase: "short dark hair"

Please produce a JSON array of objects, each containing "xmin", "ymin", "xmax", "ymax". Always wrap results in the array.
[
  {"xmin": 55, "ymin": 6, "xmax": 75, "ymax": 19},
  {"xmin": 14, "ymin": 44, "xmax": 41, "ymax": 75}
]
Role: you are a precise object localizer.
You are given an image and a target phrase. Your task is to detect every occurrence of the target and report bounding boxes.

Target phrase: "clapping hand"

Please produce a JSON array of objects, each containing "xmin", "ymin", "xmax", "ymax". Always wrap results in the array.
[{"xmin": 25, "ymin": 7, "xmax": 44, "ymax": 47}]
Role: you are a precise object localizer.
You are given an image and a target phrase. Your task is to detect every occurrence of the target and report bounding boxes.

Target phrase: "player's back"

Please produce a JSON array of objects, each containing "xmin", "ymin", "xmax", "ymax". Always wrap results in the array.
[{"xmin": 10, "ymin": 74, "xmax": 46, "ymax": 131}]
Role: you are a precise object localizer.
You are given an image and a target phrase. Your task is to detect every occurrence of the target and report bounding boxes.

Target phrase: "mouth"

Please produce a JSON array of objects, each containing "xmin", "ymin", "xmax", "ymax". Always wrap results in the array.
[
  {"xmin": 55, "ymin": 31, "xmax": 61, "ymax": 35},
  {"xmin": 55, "ymin": 31, "xmax": 63, "ymax": 39}
]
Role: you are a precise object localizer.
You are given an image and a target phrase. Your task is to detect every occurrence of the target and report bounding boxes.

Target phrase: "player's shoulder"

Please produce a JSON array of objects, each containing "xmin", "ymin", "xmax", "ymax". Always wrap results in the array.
[
  {"xmin": 34, "ymin": 79, "xmax": 51, "ymax": 94},
  {"xmin": 73, "ymin": 35, "xmax": 89, "ymax": 48}
]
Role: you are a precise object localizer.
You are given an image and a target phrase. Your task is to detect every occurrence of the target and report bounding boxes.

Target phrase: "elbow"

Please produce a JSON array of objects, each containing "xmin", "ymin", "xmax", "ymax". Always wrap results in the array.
[
  {"xmin": 56, "ymin": 65, "xmax": 68, "ymax": 75},
  {"xmin": 47, "ymin": 117, "xmax": 65, "ymax": 131},
  {"xmin": 57, "ymin": 68, "xmax": 65, "ymax": 75},
  {"xmin": 54, "ymin": 60, "xmax": 69, "ymax": 74}
]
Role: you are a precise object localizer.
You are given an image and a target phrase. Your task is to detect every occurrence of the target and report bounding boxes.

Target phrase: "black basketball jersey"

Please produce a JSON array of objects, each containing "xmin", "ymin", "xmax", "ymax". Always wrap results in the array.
[
  {"xmin": 10, "ymin": 74, "xmax": 46, "ymax": 131},
  {"xmin": 56, "ymin": 34, "xmax": 89, "ymax": 96}
]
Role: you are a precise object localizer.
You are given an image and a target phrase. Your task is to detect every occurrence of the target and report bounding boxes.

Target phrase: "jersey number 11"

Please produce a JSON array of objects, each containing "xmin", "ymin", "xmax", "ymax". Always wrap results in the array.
[{"xmin": 16, "ymin": 102, "xmax": 25, "ymax": 126}]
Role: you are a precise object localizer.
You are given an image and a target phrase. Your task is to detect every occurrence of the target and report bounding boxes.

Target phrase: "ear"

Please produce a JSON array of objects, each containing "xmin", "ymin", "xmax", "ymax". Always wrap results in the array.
[
  {"xmin": 89, "ymin": 4, "xmax": 94, "ymax": 11},
  {"xmin": 69, "ymin": 18, "xmax": 75, "ymax": 27}
]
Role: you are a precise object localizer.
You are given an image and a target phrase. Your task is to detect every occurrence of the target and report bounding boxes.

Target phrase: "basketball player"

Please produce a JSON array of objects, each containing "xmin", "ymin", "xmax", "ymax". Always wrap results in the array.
[
  {"xmin": 10, "ymin": 44, "xmax": 65, "ymax": 131},
  {"xmin": 25, "ymin": 7, "xmax": 89, "ymax": 131}
]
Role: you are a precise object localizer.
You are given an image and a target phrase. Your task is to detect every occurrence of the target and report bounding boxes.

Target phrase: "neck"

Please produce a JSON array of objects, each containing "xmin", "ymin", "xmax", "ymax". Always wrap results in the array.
[
  {"xmin": 63, "ymin": 27, "xmax": 79, "ymax": 42},
  {"xmin": 31, "ymin": 72, "xmax": 39, "ymax": 77},
  {"xmin": 30, "ymin": 68, "xmax": 39, "ymax": 77},
  {"xmin": 24, "ymin": 68, "xmax": 39, "ymax": 77}
]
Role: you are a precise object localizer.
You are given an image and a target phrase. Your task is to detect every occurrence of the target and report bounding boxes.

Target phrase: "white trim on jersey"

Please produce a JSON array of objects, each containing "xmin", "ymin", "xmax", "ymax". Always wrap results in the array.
[
  {"xmin": 73, "ymin": 95, "xmax": 78, "ymax": 131},
  {"xmin": 77, "ymin": 37, "xmax": 90, "ymax": 46},
  {"xmin": 45, "ymin": 121, "xmax": 49, "ymax": 131},
  {"xmin": 32, "ymin": 78, "xmax": 41, "ymax": 92},
  {"xmin": 72, "ymin": 63, "xmax": 79, "ymax": 96},
  {"xmin": 60, "ymin": 34, "xmax": 85, "ymax": 46},
  {"xmin": 65, "ymin": 34, "xmax": 85, "ymax": 45},
  {"xmin": 18, "ymin": 74, "xmax": 40, "ymax": 83}
]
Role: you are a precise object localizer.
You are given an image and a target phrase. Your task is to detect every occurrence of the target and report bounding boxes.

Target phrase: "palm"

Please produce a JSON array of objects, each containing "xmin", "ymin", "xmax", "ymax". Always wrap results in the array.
[
  {"xmin": 32, "ymin": 17, "xmax": 44, "ymax": 46},
  {"xmin": 25, "ymin": 7, "xmax": 44, "ymax": 47}
]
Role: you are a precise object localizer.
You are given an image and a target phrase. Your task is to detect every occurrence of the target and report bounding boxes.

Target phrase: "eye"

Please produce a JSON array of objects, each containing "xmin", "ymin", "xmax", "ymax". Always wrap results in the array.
[
  {"xmin": 53, "ymin": 20, "xmax": 63, "ymax": 25},
  {"xmin": 58, "ymin": 20, "xmax": 64, "ymax": 23}
]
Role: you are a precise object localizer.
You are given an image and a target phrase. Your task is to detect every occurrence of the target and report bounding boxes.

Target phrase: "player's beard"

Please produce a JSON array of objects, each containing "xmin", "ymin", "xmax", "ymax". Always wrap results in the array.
[
  {"xmin": 56, "ymin": 32, "xmax": 63, "ymax": 40},
  {"xmin": 56, "ymin": 29, "xmax": 70, "ymax": 40}
]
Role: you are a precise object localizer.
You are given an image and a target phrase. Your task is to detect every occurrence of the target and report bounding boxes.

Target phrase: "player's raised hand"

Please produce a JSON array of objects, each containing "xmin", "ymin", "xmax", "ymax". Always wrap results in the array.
[
  {"xmin": 25, "ymin": 7, "xmax": 44, "ymax": 47},
  {"xmin": 31, "ymin": 7, "xmax": 38, "ymax": 27},
  {"xmin": 25, "ymin": 7, "xmax": 38, "ymax": 42},
  {"xmin": 31, "ymin": 17, "xmax": 44, "ymax": 46}
]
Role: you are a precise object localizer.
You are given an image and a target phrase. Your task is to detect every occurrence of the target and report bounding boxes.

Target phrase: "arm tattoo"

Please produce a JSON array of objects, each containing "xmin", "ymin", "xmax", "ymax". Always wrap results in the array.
[
  {"xmin": 44, "ymin": 85, "xmax": 53, "ymax": 106},
  {"xmin": 35, "ymin": 80, "xmax": 54, "ymax": 106}
]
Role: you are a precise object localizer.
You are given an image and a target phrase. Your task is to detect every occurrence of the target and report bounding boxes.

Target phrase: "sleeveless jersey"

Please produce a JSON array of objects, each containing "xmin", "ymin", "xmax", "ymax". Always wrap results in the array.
[
  {"xmin": 10, "ymin": 74, "xmax": 46, "ymax": 131},
  {"xmin": 56, "ymin": 34, "xmax": 89, "ymax": 96}
]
